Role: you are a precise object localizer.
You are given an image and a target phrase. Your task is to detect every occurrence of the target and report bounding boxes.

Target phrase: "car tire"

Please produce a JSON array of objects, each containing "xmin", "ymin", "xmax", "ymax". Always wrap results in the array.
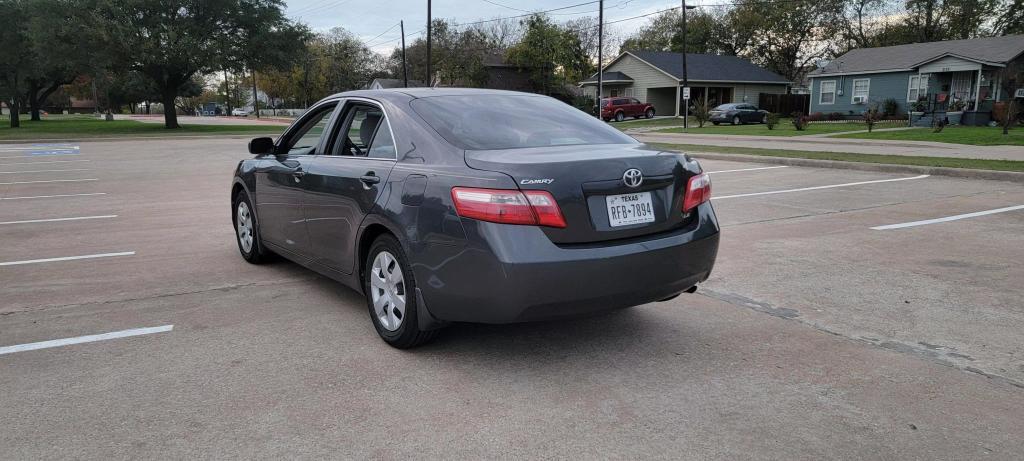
[
  {"xmin": 615, "ymin": 111, "xmax": 624, "ymax": 122},
  {"xmin": 761, "ymin": 114, "xmax": 768, "ymax": 124},
  {"xmin": 712, "ymin": 122, "xmax": 720, "ymax": 125},
  {"xmin": 233, "ymin": 190, "xmax": 268, "ymax": 264},
  {"xmin": 732, "ymin": 116, "xmax": 741, "ymax": 125},
  {"xmin": 364, "ymin": 234, "xmax": 439, "ymax": 349},
  {"xmin": 645, "ymin": 109, "xmax": 654, "ymax": 119}
]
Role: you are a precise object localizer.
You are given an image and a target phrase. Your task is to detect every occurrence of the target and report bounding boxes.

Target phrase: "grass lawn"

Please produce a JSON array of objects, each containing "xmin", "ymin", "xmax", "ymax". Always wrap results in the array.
[
  {"xmin": 612, "ymin": 117, "xmax": 698, "ymax": 130},
  {"xmin": 0, "ymin": 118, "xmax": 282, "ymax": 140},
  {"xmin": 651, "ymin": 120, "xmax": 899, "ymax": 137},
  {"xmin": 834, "ymin": 125, "xmax": 1024, "ymax": 146},
  {"xmin": 649, "ymin": 142, "xmax": 1024, "ymax": 173}
]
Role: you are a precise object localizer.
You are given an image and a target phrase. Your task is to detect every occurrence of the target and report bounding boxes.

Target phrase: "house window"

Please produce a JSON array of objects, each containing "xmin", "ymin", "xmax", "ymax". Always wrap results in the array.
[
  {"xmin": 623, "ymin": 88, "xmax": 635, "ymax": 98},
  {"xmin": 610, "ymin": 89, "xmax": 619, "ymax": 97},
  {"xmin": 819, "ymin": 80, "xmax": 836, "ymax": 105},
  {"xmin": 907, "ymin": 75, "xmax": 929, "ymax": 102},
  {"xmin": 851, "ymin": 78, "xmax": 870, "ymax": 103}
]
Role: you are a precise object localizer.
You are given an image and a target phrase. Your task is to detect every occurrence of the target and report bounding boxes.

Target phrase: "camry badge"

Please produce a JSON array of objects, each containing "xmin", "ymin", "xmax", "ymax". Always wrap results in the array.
[{"xmin": 623, "ymin": 168, "xmax": 643, "ymax": 188}]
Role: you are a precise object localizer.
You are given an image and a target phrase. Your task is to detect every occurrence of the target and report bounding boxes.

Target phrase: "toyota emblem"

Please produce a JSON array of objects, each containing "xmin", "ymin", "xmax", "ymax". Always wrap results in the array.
[{"xmin": 622, "ymin": 168, "xmax": 643, "ymax": 188}]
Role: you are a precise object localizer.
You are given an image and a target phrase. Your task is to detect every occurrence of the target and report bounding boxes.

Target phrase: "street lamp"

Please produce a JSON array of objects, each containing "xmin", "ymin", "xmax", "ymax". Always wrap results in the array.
[{"xmin": 681, "ymin": 1, "xmax": 697, "ymax": 130}]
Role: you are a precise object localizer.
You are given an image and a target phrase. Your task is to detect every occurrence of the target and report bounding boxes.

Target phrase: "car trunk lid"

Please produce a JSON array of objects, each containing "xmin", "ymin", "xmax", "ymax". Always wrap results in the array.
[{"xmin": 464, "ymin": 143, "xmax": 701, "ymax": 244}]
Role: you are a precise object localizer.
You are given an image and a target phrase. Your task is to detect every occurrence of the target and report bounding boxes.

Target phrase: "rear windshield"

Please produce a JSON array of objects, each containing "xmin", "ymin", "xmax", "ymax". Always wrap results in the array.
[
  {"xmin": 411, "ymin": 94, "xmax": 638, "ymax": 150},
  {"xmin": 713, "ymin": 104, "xmax": 738, "ymax": 110}
]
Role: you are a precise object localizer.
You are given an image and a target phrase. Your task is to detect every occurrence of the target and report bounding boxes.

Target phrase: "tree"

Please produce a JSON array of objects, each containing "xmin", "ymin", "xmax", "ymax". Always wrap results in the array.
[
  {"xmin": 0, "ymin": 0, "xmax": 32, "ymax": 127},
  {"xmin": 97, "ymin": 0, "xmax": 305, "ymax": 129},
  {"xmin": 996, "ymin": 0, "xmax": 1024, "ymax": 34},
  {"xmin": 995, "ymin": 62, "xmax": 1023, "ymax": 135},
  {"xmin": 20, "ymin": 0, "xmax": 103, "ymax": 121},
  {"xmin": 507, "ymin": 15, "xmax": 590, "ymax": 95}
]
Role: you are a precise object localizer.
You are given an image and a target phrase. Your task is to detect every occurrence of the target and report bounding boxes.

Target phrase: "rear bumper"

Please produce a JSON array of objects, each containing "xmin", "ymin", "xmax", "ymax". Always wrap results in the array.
[
  {"xmin": 709, "ymin": 114, "xmax": 733, "ymax": 122},
  {"xmin": 414, "ymin": 203, "xmax": 720, "ymax": 323}
]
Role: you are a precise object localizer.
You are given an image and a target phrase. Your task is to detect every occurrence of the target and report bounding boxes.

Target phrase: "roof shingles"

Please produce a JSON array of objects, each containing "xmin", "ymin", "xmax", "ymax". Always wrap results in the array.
[
  {"xmin": 629, "ymin": 51, "xmax": 790, "ymax": 83},
  {"xmin": 811, "ymin": 35, "xmax": 1024, "ymax": 76}
]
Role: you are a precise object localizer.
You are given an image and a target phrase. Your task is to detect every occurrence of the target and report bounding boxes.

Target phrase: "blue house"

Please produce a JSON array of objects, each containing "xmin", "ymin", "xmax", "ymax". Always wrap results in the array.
[{"xmin": 808, "ymin": 35, "xmax": 1024, "ymax": 125}]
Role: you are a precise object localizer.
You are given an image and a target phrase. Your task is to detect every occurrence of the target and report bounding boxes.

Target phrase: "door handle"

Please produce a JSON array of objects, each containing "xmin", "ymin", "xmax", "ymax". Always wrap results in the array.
[{"xmin": 360, "ymin": 173, "xmax": 381, "ymax": 185}]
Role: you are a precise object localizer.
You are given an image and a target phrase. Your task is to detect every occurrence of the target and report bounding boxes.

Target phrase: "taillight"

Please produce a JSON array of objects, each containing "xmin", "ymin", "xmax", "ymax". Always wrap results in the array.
[
  {"xmin": 682, "ymin": 173, "xmax": 711, "ymax": 213},
  {"xmin": 451, "ymin": 187, "xmax": 566, "ymax": 228}
]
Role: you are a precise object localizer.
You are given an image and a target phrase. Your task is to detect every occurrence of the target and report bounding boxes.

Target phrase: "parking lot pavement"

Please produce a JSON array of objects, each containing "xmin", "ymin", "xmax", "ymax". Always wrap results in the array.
[{"xmin": 2, "ymin": 139, "xmax": 1023, "ymax": 458}]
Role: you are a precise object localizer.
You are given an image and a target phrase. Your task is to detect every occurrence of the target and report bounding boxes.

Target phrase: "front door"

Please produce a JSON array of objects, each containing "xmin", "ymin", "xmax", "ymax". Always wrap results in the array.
[
  {"xmin": 254, "ymin": 101, "xmax": 339, "ymax": 258},
  {"xmin": 303, "ymin": 100, "xmax": 398, "ymax": 274}
]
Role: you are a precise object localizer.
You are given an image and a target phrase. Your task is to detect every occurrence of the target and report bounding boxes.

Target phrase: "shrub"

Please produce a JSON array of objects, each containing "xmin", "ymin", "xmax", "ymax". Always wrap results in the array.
[
  {"xmin": 572, "ymin": 95, "xmax": 596, "ymax": 115},
  {"xmin": 949, "ymin": 99, "xmax": 966, "ymax": 112},
  {"xmin": 911, "ymin": 98, "xmax": 928, "ymax": 113},
  {"xmin": 933, "ymin": 117, "xmax": 948, "ymax": 133},
  {"xmin": 692, "ymin": 99, "xmax": 711, "ymax": 128},
  {"xmin": 808, "ymin": 112, "xmax": 824, "ymax": 121},
  {"xmin": 829, "ymin": 112, "xmax": 844, "ymax": 121},
  {"xmin": 791, "ymin": 112, "xmax": 809, "ymax": 131},
  {"xmin": 863, "ymin": 105, "xmax": 881, "ymax": 133},
  {"xmin": 765, "ymin": 112, "xmax": 780, "ymax": 130},
  {"xmin": 882, "ymin": 98, "xmax": 900, "ymax": 116}
]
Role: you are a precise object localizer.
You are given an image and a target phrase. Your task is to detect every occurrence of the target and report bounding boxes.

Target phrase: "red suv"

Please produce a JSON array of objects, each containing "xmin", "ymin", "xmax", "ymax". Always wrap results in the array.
[{"xmin": 601, "ymin": 97, "xmax": 655, "ymax": 122}]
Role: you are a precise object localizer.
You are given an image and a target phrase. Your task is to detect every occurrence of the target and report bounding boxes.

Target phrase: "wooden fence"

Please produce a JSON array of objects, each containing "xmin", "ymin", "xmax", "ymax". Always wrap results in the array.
[{"xmin": 758, "ymin": 93, "xmax": 810, "ymax": 115}]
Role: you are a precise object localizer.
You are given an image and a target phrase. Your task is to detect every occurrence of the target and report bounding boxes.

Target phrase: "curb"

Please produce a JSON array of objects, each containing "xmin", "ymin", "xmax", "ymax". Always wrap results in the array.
[
  {"xmin": 687, "ymin": 151, "xmax": 1024, "ymax": 184},
  {"xmin": 0, "ymin": 133, "xmax": 282, "ymax": 144}
]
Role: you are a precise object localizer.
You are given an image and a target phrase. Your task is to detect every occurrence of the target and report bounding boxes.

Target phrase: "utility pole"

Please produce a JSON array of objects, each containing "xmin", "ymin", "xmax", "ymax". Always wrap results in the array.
[
  {"xmin": 251, "ymin": 70, "xmax": 260, "ymax": 118},
  {"xmin": 426, "ymin": 0, "xmax": 432, "ymax": 87},
  {"xmin": 681, "ymin": 1, "xmax": 695, "ymax": 130},
  {"xmin": 401, "ymin": 20, "xmax": 409, "ymax": 88},
  {"xmin": 596, "ymin": 0, "xmax": 603, "ymax": 119}
]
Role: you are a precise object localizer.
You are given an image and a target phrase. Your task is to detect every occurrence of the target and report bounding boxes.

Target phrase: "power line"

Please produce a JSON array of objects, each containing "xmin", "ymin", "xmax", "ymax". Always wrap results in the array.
[
  {"xmin": 364, "ymin": 22, "xmax": 402, "ymax": 44},
  {"xmin": 479, "ymin": 0, "xmax": 531, "ymax": 13}
]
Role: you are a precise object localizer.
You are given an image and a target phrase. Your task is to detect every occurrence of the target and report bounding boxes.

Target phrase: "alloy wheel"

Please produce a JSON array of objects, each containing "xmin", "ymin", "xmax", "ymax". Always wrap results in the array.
[
  {"xmin": 370, "ymin": 250, "xmax": 406, "ymax": 331},
  {"xmin": 236, "ymin": 201, "xmax": 254, "ymax": 253}
]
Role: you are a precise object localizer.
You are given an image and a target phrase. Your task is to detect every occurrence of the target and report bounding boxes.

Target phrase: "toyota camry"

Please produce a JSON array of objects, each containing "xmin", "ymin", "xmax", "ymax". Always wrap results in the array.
[{"xmin": 231, "ymin": 88, "xmax": 719, "ymax": 348}]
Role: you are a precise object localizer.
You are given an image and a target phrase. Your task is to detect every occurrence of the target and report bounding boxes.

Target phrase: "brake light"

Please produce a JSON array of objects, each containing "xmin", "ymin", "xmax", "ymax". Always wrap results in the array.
[
  {"xmin": 682, "ymin": 173, "xmax": 711, "ymax": 213},
  {"xmin": 451, "ymin": 187, "xmax": 566, "ymax": 228}
]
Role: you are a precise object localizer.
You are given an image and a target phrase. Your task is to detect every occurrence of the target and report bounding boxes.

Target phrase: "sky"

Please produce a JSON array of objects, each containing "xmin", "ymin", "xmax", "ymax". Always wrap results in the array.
[{"xmin": 284, "ymin": 0, "xmax": 687, "ymax": 54}]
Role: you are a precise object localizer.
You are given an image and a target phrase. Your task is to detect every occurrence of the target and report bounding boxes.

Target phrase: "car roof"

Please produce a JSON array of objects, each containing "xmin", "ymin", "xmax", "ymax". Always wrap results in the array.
[{"xmin": 326, "ymin": 87, "xmax": 547, "ymax": 103}]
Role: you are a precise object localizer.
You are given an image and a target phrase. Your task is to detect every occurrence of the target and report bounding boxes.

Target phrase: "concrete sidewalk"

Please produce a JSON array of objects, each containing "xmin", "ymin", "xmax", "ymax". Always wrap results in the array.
[{"xmin": 633, "ymin": 132, "xmax": 1024, "ymax": 161}]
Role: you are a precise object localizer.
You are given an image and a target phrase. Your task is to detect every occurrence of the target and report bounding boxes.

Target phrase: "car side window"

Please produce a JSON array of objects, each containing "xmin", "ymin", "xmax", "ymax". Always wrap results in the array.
[
  {"xmin": 329, "ymin": 103, "xmax": 392, "ymax": 158},
  {"xmin": 285, "ymin": 103, "xmax": 337, "ymax": 156},
  {"xmin": 631, "ymin": 98, "xmax": 641, "ymax": 105},
  {"xmin": 366, "ymin": 121, "xmax": 397, "ymax": 159}
]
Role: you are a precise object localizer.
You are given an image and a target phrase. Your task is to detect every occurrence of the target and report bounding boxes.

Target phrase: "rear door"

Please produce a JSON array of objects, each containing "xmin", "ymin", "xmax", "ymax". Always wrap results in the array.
[
  {"xmin": 630, "ymin": 98, "xmax": 643, "ymax": 116},
  {"xmin": 254, "ymin": 100, "xmax": 339, "ymax": 257},
  {"xmin": 302, "ymin": 99, "xmax": 398, "ymax": 274}
]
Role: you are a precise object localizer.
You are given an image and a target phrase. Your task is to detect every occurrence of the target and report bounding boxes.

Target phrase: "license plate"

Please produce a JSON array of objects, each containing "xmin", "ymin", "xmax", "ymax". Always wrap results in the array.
[{"xmin": 606, "ymin": 192, "xmax": 655, "ymax": 227}]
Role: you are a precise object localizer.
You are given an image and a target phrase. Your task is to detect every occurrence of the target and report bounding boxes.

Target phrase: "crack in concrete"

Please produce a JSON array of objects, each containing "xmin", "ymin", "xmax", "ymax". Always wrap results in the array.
[{"xmin": 698, "ymin": 287, "xmax": 1024, "ymax": 390}]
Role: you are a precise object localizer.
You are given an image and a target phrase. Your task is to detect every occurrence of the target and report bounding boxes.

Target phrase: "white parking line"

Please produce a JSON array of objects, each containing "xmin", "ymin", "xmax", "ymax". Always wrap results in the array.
[
  {"xmin": 1, "ymin": 192, "xmax": 107, "ymax": 201},
  {"xmin": 0, "ymin": 168, "xmax": 92, "ymax": 174},
  {"xmin": 0, "ymin": 325, "xmax": 173, "ymax": 355},
  {"xmin": 0, "ymin": 215, "xmax": 117, "ymax": 225},
  {"xmin": 0, "ymin": 251, "xmax": 135, "ymax": 266},
  {"xmin": 708, "ymin": 166, "xmax": 789, "ymax": 174},
  {"xmin": 0, "ymin": 159, "xmax": 90, "ymax": 165},
  {"xmin": 0, "ymin": 153, "xmax": 81, "ymax": 159},
  {"xmin": 713, "ymin": 175, "xmax": 930, "ymax": 200},
  {"xmin": 0, "ymin": 178, "xmax": 98, "ymax": 185},
  {"xmin": 871, "ymin": 204, "xmax": 1024, "ymax": 230}
]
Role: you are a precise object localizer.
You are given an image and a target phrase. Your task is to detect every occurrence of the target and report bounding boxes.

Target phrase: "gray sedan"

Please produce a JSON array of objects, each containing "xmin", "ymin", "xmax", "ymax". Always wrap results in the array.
[{"xmin": 231, "ymin": 88, "xmax": 720, "ymax": 348}]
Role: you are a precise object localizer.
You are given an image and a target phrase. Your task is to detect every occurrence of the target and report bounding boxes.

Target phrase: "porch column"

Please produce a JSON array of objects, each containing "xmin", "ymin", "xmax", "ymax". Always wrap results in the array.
[
  {"xmin": 974, "ymin": 68, "xmax": 983, "ymax": 111},
  {"xmin": 675, "ymin": 85, "xmax": 680, "ymax": 117},
  {"xmin": 703, "ymin": 86, "xmax": 708, "ymax": 109}
]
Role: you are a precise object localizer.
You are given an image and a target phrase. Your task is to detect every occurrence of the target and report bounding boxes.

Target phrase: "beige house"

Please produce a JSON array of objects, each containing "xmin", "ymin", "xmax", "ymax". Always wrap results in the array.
[{"xmin": 581, "ymin": 51, "xmax": 790, "ymax": 116}]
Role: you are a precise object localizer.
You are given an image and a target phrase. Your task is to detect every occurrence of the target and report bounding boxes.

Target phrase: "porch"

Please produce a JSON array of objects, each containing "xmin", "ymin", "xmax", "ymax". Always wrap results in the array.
[{"xmin": 909, "ymin": 57, "xmax": 1006, "ymax": 126}]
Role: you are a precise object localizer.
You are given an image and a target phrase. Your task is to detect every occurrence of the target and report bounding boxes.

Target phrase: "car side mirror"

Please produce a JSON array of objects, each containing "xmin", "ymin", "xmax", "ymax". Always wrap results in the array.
[{"xmin": 248, "ymin": 137, "xmax": 276, "ymax": 155}]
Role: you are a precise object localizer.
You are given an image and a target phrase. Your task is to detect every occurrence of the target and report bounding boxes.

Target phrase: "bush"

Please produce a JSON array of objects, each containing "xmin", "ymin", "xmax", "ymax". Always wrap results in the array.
[
  {"xmin": 808, "ymin": 112, "xmax": 825, "ymax": 121},
  {"xmin": 572, "ymin": 95, "xmax": 596, "ymax": 115},
  {"xmin": 765, "ymin": 112, "xmax": 780, "ymax": 130},
  {"xmin": 882, "ymin": 98, "xmax": 900, "ymax": 117},
  {"xmin": 828, "ymin": 112, "xmax": 844, "ymax": 121},
  {"xmin": 863, "ymin": 105, "xmax": 881, "ymax": 133},
  {"xmin": 791, "ymin": 112, "xmax": 809, "ymax": 131},
  {"xmin": 911, "ymin": 98, "xmax": 928, "ymax": 113},
  {"xmin": 692, "ymin": 99, "xmax": 711, "ymax": 128}
]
